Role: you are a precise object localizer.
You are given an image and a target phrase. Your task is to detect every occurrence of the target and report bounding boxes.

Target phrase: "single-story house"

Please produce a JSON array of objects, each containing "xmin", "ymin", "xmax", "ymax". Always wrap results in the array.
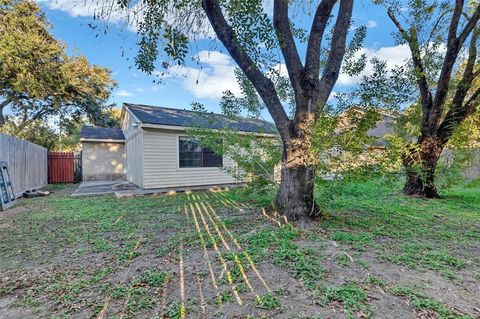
[{"xmin": 80, "ymin": 103, "xmax": 276, "ymax": 189}]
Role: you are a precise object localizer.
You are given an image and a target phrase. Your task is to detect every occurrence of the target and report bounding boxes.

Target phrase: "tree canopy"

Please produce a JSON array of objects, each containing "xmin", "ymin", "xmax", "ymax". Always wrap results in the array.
[{"xmin": 0, "ymin": 0, "xmax": 117, "ymax": 133}]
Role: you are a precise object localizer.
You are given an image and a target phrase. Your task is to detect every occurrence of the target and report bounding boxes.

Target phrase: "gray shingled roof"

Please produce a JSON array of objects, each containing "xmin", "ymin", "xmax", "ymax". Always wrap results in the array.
[
  {"xmin": 124, "ymin": 103, "xmax": 277, "ymax": 134},
  {"xmin": 80, "ymin": 126, "xmax": 125, "ymax": 141}
]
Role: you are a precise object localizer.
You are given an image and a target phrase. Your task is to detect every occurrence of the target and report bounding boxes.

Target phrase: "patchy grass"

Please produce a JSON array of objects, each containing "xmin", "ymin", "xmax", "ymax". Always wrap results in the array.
[
  {"xmin": 313, "ymin": 179, "xmax": 480, "ymax": 279},
  {"xmin": 321, "ymin": 283, "xmax": 371, "ymax": 319},
  {"xmin": 390, "ymin": 285, "xmax": 472, "ymax": 319},
  {"xmin": 0, "ymin": 180, "xmax": 479, "ymax": 318},
  {"xmin": 254, "ymin": 293, "xmax": 280, "ymax": 310}
]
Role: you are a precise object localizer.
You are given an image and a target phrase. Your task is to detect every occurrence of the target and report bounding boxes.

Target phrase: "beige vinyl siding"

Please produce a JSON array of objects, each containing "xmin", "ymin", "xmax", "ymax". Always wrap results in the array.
[
  {"xmin": 142, "ymin": 128, "xmax": 239, "ymax": 189},
  {"xmin": 122, "ymin": 109, "xmax": 139, "ymax": 139},
  {"xmin": 125, "ymin": 129, "xmax": 144, "ymax": 187}
]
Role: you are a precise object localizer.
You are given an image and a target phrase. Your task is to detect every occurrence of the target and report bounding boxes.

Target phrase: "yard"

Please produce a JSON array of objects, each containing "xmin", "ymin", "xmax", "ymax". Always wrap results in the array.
[{"xmin": 0, "ymin": 180, "xmax": 479, "ymax": 319}]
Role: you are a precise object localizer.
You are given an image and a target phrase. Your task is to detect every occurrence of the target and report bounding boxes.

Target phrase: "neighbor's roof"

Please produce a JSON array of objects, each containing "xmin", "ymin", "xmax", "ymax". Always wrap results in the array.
[
  {"xmin": 124, "ymin": 103, "xmax": 277, "ymax": 134},
  {"xmin": 80, "ymin": 126, "xmax": 125, "ymax": 141}
]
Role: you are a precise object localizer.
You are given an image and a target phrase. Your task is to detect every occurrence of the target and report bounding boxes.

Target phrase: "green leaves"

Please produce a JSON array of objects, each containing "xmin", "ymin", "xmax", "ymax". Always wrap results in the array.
[
  {"xmin": 342, "ymin": 25, "xmax": 367, "ymax": 77},
  {"xmin": 163, "ymin": 26, "xmax": 189, "ymax": 65},
  {"xmin": 0, "ymin": 0, "xmax": 116, "ymax": 136}
]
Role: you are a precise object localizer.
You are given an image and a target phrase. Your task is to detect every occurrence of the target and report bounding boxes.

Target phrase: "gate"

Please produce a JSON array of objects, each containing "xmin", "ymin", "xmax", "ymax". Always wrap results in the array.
[{"xmin": 48, "ymin": 152, "xmax": 82, "ymax": 183}]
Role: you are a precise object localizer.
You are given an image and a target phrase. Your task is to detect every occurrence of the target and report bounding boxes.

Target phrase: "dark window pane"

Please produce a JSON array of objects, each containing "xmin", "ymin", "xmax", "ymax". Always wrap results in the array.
[{"xmin": 203, "ymin": 148, "xmax": 223, "ymax": 167}]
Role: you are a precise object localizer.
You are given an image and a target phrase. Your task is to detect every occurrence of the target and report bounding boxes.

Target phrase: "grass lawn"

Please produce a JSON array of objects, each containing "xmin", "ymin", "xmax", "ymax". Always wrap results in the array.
[{"xmin": 0, "ymin": 180, "xmax": 479, "ymax": 318}]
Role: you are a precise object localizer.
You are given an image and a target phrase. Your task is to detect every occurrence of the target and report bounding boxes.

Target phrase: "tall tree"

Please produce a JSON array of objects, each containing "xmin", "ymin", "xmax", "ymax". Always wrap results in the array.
[
  {"xmin": 103, "ymin": 0, "xmax": 357, "ymax": 223},
  {"xmin": 384, "ymin": 0, "xmax": 480, "ymax": 197},
  {"xmin": 0, "ymin": 0, "xmax": 116, "ymax": 129}
]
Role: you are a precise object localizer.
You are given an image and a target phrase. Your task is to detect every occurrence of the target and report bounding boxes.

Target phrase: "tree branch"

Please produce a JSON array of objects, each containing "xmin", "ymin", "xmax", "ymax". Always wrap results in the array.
[
  {"xmin": 450, "ymin": 28, "xmax": 479, "ymax": 112},
  {"xmin": 304, "ymin": 0, "xmax": 337, "ymax": 82},
  {"xmin": 273, "ymin": 0, "xmax": 303, "ymax": 97},
  {"xmin": 201, "ymin": 0, "xmax": 291, "ymax": 139},
  {"xmin": 447, "ymin": 0, "xmax": 463, "ymax": 47},
  {"xmin": 315, "ymin": 0, "xmax": 353, "ymax": 108},
  {"xmin": 432, "ymin": 3, "xmax": 480, "ymax": 129},
  {"xmin": 473, "ymin": 68, "xmax": 480, "ymax": 78},
  {"xmin": 431, "ymin": 0, "xmax": 465, "ymax": 124},
  {"xmin": 0, "ymin": 98, "xmax": 12, "ymax": 126},
  {"xmin": 388, "ymin": 9, "xmax": 434, "ymax": 135},
  {"xmin": 439, "ymin": 86, "xmax": 480, "ymax": 144},
  {"xmin": 438, "ymin": 28, "xmax": 480, "ymax": 144},
  {"xmin": 457, "ymin": 3, "xmax": 480, "ymax": 46}
]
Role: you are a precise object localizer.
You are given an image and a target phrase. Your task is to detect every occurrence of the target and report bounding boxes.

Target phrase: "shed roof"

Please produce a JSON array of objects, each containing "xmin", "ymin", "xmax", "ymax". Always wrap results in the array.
[
  {"xmin": 80, "ymin": 126, "xmax": 125, "ymax": 141},
  {"xmin": 124, "ymin": 103, "xmax": 277, "ymax": 134}
]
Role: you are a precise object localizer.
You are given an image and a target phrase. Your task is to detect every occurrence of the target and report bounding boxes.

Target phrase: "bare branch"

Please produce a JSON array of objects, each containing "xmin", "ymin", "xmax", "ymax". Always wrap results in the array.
[
  {"xmin": 273, "ymin": 0, "xmax": 303, "ymax": 96},
  {"xmin": 430, "ymin": 0, "xmax": 465, "ymax": 123},
  {"xmin": 432, "ymin": 3, "xmax": 480, "ymax": 126},
  {"xmin": 450, "ymin": 28, "xmax": 479, "ymax": 111},
  {"xmin": 457, "ymin": 3, "xmax": 480, "ymax": 45},
  {"xmin": 388, "ymin": 9, "xmax": 434, "ymax": 134},
  {"xmin": 201, "ymin": 0, "xmax": 291, "ymax": 138},
  {"xmin": 439, "ymin": 86, "xmax": 480, "ymax": 144},
  {"xmin": 447, "ymin": 0, "xmax": 463, "ymax": 47},
  {"xmin": 438, "ymin": 28, "xmax": 480, "ymax": 144},
  {"xmin": 304, "ymin": 0, "xmax": 337, "ymax": 81},
  {"xmin": 315, "ymin": 0, "xmax": 353, "ymax": 108}
]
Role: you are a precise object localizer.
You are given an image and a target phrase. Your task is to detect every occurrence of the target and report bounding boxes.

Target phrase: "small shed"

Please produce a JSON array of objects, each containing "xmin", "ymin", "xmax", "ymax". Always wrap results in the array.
[{"xmin": 80, "ymin": 126, "xmax": 126, "ymax": 181}]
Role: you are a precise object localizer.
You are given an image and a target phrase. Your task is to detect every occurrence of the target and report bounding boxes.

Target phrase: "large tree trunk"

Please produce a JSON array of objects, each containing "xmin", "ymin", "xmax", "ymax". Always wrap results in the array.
[
  {"xmin": 273, "ymin": 112, "xmax": 321, "ymax": 224},
  {"xmin": 403, "ymin": 161, "xmax": 439, "ymax": 198},
  {"xmin": 275, "ymin": 163, "xmax": 320, "ymax": 225},
  {"xmin": 402, "ymin": 136, "xmax": 443, "ymax": 198}
]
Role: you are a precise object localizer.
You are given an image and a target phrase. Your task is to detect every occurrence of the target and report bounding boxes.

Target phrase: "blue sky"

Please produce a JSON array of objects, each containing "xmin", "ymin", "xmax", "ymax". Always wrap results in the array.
[{"xmin": 35, "ymin": 0, "xmax": 411, "ymax": 117}]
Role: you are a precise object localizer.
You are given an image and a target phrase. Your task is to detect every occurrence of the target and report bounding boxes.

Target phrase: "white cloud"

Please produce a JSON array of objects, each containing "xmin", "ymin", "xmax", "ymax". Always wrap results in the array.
[
  {"xmin": 37, "ymin": 0, "xmax": 145, "ymax": 31},
  {"xmin": 337, "ymin": 44, "xmax": 412, "ymax": 86},
  {"xmin": 366, "ymin": 20, "xmax": 378, "ymax": 28},
  {"xmin": 165, "ymin": 50, "xmax": 241, "ymax": 99},
  {"xmin": 116, "ymin": 89, "xmax": 133, "ymax": 97},
  {"xmin": 38, "ymin": 0, "xmax": 214, "ymax": 36}
]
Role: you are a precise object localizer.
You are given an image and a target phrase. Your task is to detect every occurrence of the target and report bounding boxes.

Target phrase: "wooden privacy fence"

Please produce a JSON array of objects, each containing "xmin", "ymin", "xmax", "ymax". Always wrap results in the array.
[
  {"xmin": 48, "ymin": 152, "xmax": 81, "ymax": 183},
  {"xmin": 0, "ymin": 133, "xmax": 48, "ymax": 197}
]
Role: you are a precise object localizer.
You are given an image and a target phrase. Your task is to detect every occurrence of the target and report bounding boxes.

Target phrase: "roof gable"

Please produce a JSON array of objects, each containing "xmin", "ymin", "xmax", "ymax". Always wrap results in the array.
[{"xmin": 123, "ymin": 103, "xmax": 277, "ymax": 134}]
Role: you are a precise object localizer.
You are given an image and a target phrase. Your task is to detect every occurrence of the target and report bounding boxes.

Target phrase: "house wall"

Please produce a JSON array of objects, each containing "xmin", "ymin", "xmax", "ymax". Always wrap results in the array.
[
  {"xmin": 82, "ymin": 142, "xmax": 126, "ymax": 181},
  {"xmin": 123, "ymin": 108, "xmax": 144, "ymax": 187},
  {"xmin": 125, "ymin": 129, "xmax": 144, "ymax": 187},
  {"xmin": 141, "ymin": 128, "xmax": 239, "ymax": 189},
  {"xmin": 122, "ymin": 108, "xmax": 139, "ymax": 139}
]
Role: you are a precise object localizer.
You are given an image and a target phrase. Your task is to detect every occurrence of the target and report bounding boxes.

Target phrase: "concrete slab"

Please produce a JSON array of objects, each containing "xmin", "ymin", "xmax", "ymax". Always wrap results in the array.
[
  {"xmin": 114, "ymin": 183, "xmax": 245, "ymax": 198},
  {"xmin": 71, "ymin": 180, "xmax": 136, "ymax": 197},
  {"xmin": 72, "ymin": 180, "xmax": 245, "ymax": 198}
]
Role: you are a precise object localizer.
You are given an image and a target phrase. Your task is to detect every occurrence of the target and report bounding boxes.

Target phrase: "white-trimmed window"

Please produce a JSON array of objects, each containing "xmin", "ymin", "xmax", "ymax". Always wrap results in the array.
[{"xmin": 178, "ymin": 137, "xmax": 222, "ymax": 168}]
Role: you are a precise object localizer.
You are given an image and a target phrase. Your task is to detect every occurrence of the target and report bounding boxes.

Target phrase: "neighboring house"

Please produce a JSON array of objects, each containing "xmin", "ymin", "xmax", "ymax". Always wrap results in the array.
[
  {"xmin": 80, "ymin": 103, "xmax": 276, "ymax": 189},
  {"xmin": 338, "ymin": 107, "xmax": 397, "ymax": 147},
  {"xmin": 366, "ymin": 112, "xmax": 397, "ymax": 147}
]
